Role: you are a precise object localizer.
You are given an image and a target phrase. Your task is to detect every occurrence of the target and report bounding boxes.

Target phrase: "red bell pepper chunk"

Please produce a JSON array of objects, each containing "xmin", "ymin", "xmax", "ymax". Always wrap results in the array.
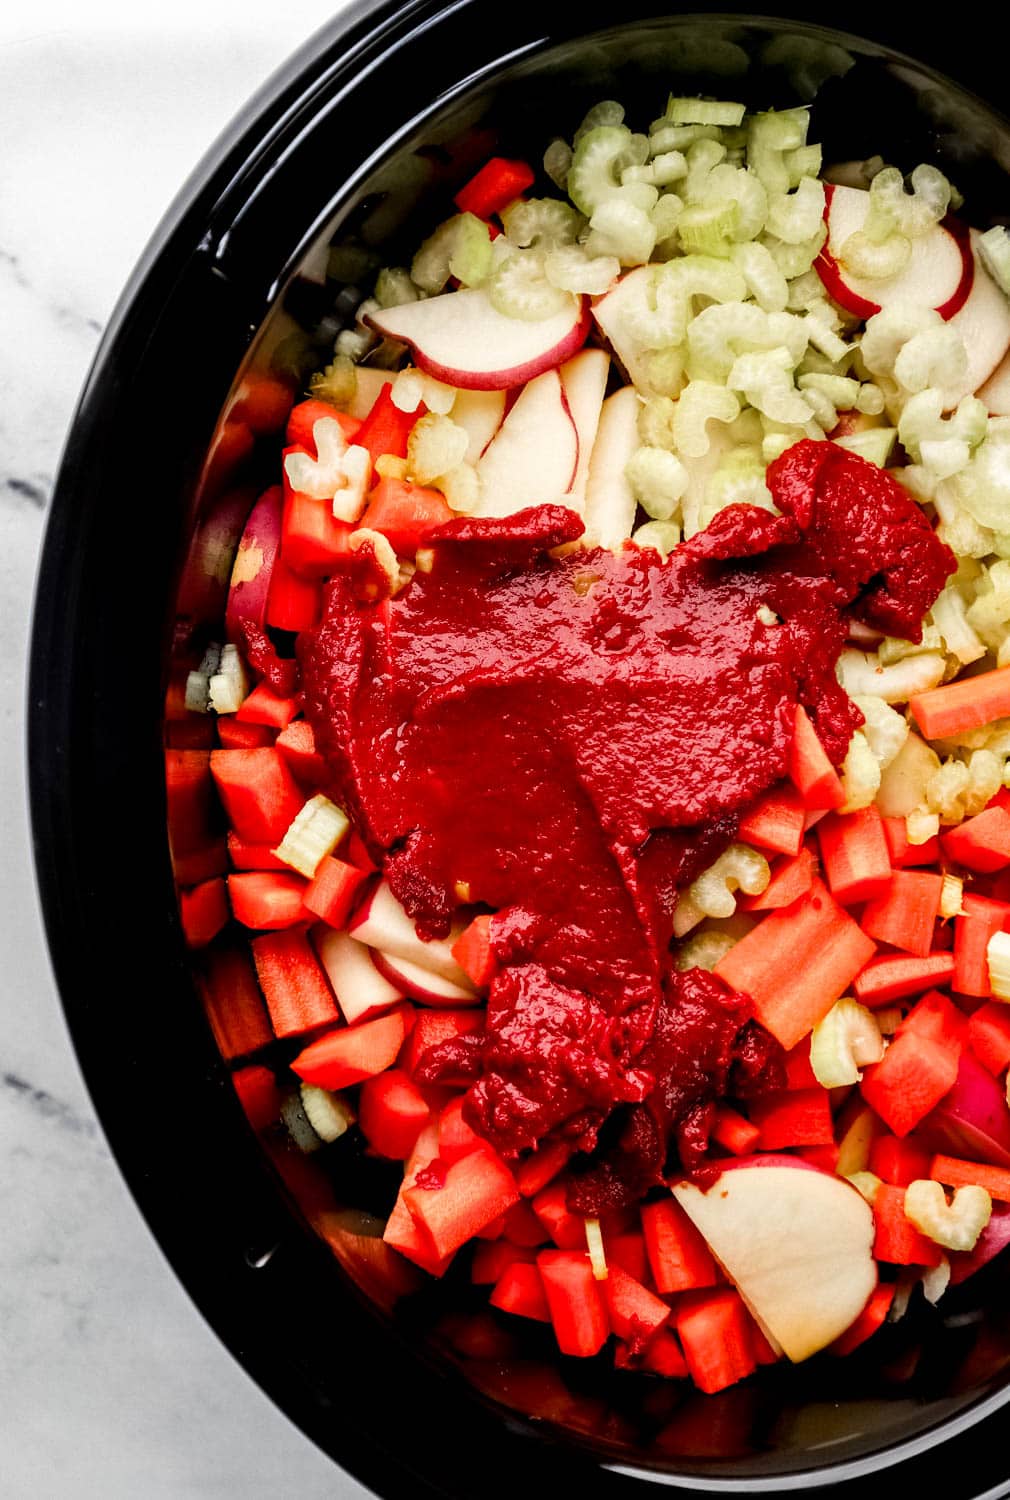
[
  {"xmin": 274, "ymin": 719, "xmax": 330, "ymax": 787},
  {"xmin": 883, "ymin": 816, "xmax": 940, "ymax": 868},
  {"xmin": 860, "ymin": 1029, "xmax": 960, "ymax": 1136},
  {"xmin": 453, "ymin": 156, "xmax": 536, "ymax": 219},
  {"xmin": 737, "ymin": 783, "xmax": 806, "ymax": 856},
  {"xmin": 354, "ymin": 385, "xmax": 423, "ymax": 466},
  {"xmin": 210, "ymin": 747, "xmax": 305, "ymax": 844},
  {"xmin": 228, "ymin": 871, "xmax": 308, "ymax": 930},
  {"xmin": 537, "ymin": 1249, "xmax": 610, "ymax": 1357},
  {"xmin": 641, "ymin": 1198, "xmax": 718, "ymax": 1295},
  {"xmin": 861, "ymin": 869, "xmax": 943, "ymax": 958},
  {"xmin": 360, "ymin": 477, "xmax": 453, "ymax": 555},
  {"xmin": 197, "ymin": 943, "xmax": 274, "ymax": 1061},
  {"xmin": 251, "ymin": 928, "xmax": 340, "ymax": 1039},
  {"xmin": 738, "ymin": 846, "xmax": 815, "ymax": 912},
  {"xmin": 673, "ymin": 1288, "xmax": 757, "ymax": 1394},
  {"xmin": 302, "ymin": 856, "xmax": 368, "ymax": 928},
  {"xmin": 230, "ymin": 1063, "xmax": 285, "ymax": 1132},
  {"xmin": 292, "ymin": 1005, "xmax": 413, "ymax": 1090},
  {"xmin": 358, "ymin": 1067, "xmax": 431, "ymax": 1159},
  {"xmin": 942, "ymin": 807, "xmax": 1010, "ymax": 873},
  {"xmin": 715, "ymin": 879, "xmax": 876, "ymax": 1051},
  {"xmin": 490, "ymin": 1261, "xmax": 552, "ymax": 1322},
  {"xmin": 853, "ymin": 951, "xmax": 955, "ymax": 1006},
  {"xmin": 265, "ymin": 551, "xmax": 321, "ymax": 631},
  {"xmin": 285, "ymin": 399, "xmax": 361, "ymax": 452},
  {"xmin": 450, "ymin": 913, "xmax": 498, "ymax": 989},
  {"xmin": 179, "ymin": 877, "xmax": 230, "ymax": 948},
  {"xmin": 968, "ymin": 1001, "xmax": 1010, "ymax": 1076},
  {"xmin": 954, "ymin": 894, "xmax": 1010, "ymax": 996},
  {"xmin": 817, "ymin": 806, "xmax": 891, "ymax": 905},
  {"xmin": 748, "ymin": 1088, "xmax": 834, "ymax": 1150},
  {"xmin": 405, "ymin": 1146, "xmax": 520, "ymax": 1260},
  {"xmin": 603, "ymin": 1265, "xmax": 671, "ymax": 1349},
  {"xmin": 872, "ymin": 1183, "xmax": 943, "ymax": 1266},
  {"xmin": 829, "ymin": 1283, "xmax": 896, "ymax": 1356},
  {"xmin": 788, "ymin": 705, "xmax": 845, "ymax": 810}
]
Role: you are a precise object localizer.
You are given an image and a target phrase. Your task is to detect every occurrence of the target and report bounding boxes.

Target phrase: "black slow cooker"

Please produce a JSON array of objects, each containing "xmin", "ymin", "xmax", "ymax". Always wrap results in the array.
[{"xmin": 29, "ymin": 4, "xmax": 1010, "ymax": 1494}]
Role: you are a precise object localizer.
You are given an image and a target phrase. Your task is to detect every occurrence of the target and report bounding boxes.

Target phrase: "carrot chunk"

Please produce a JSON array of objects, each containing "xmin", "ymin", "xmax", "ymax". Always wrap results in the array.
[
  {"xmin": 537, "ymin": 1249, "xmax": 610, "ymax": 1357},
  {"xmin": 817, "ymin": 807, "xmax": 891, "ymax": 905},
  {"xmin": 198, "ymin": 943, "xmax": 274, "ymax": 1061},
  {"xmin": 737, "ymin": 783, "xmax": 806, "ymax": 856},
  {"xmin": 860, "ymin": 1030, "xmax": 960, "ymax": 1136},
  {"xmin": 292, "ymin": 1005, "xmax": 412, "ymax": 1089},
  {"xmin": 942, "ymin": 807, "xmax": 1010, "ymax": 873},
  {"xmin": 853, "ymin": 951, "xmax": 955, "ymax": 1006},
  {"xmin": 930, "ymin": 1153, "xmax": 1010, "ymax": 1202},
  {"xmin": 861, "ymin": 870, "xmax": 943, "ymax": 957},
  {"xmin": 968, "ymin": 1002, "xmax": 1010, "ymax": 1076},
  {"xmin": 641, "ymin": 1199, "xmax": 718, "ymax": 1294},
  {"xmin": 910, "ymin": 664, "xmax": 1010, "ymax": 741},
  {"xmin": 674, "ymin": 1288, "xmax": 757, "ymax": 1394},
  {"xmin": 405, "ymin": 1147, "xmax": 520, "ymax": 1261},
  {"xmin": 251, "ymin": 929, "xmax": 339, "ymax": 1038},
  {"xmin": 954, "ymin": 895, "xmax": 1010, "ymax": 996},
  {"xmin": 788, "ymin": 705, "xmax": 845, "ymax": 810},
  {"xmin": 210, "ymin": 747, "xmax": 305, "ymax": 844},
  {"xmin": 490, "ymin": 1261, "xmax": 552, "ymax": 1322},
  {"xmin": 872, "ymin": 1183, "xmax": 943, "ymax": 1266}
]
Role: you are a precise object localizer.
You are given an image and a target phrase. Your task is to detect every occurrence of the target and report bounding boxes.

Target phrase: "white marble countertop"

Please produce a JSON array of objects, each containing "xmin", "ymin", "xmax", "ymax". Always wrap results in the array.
[{"xmin": 1, "ymin": 4, "xmax": 373, "ymax": 1494}]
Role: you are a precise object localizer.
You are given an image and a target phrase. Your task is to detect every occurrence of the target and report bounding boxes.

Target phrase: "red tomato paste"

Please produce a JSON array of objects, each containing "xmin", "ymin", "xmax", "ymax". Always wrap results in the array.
[{"xmin": 299, "ymin": 441, "xmax": 953, "ymax": 1203}]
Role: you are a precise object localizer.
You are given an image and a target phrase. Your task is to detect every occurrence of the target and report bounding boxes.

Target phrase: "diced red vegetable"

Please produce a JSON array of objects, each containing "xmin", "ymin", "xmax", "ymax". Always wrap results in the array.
[
  {"xmin": 454, "ymin": 156, "xmax": 536, "ymax": 218},
  {"xmin": 274, "ymin": 719, "xmax": 330, "ymax": 787},
  {"xmin": 943, "ymin": 807, "xmax": 1010, "ymax": 873},
  {"xmin": 860, "ymin": 1029, "xmax": 960, "ymax": 1136},
  {"xmin": 198, "ymin": 944, "xmax": 274, "ymax": 1061},
  {"xmin": 232, "ymin": 373, "xmax": 295, "ymax": 436},
  {"xmin": 817, "ymin": 807, "xmax": 891, "ymax": 905},
  {"xmin": 954, "ymin": 894, "xmax": 1010, "ymax": 996},
  {"xmin": 872, "ymin": 1183, "xmax": 943, "ymax": 1266},
  {"xmin": 231, "ymin": 1063, "xmax": 284, "ymax": 1132},
  {"xmin": 604, "ymin": 1231, "xmax": 649, "ymax": 1284},
  {"xmin": 471, "ymin": 1239, "xmax": 537, "ymax": 1285},
  {"xmin": 537, "ymin": 1249, "xmax": 610, "ymax": 1357},
  {"xmin": 438, "ymin": 1095, "xmax": 486, "ymax": 1165},
  {"xmin": 302, "ymin": 856, "xmax": 368, "ymax": 928},
  {"xmin": 166, "ymin": 749, "xmax": 215, "ymax": 854},
  {"xmin": 399, "ymin": 1008, "xmax": 484, "ymax": 1079},
  {"xmin": 383, "ymin": 1123, "xmax": 456, "ymax": 1277},
  {"xmin": 603, "ymin": 1265, "xmax": 671, "ymax": 1348},
  {"xmin": 782, "ymin": 1043, "xmax": 818, "ymax": 1090},
  {"xmin": 853, "ymin": 951, "xmax": 955, "ymax": 1006},
  {"xmin": 515, "ymin": 1139, "xmax": 572, "ymax": 1197},
  {"xmin": 210, "ymin": 747, "xmax": 305, "ymax": 844},
  {"xmin": 490, "ymin": 1261, "xmax": 552, "ymax": 1322},
  {"xmin": 532, "ymin": 1179, "xmax": 586, "ymax": 1251},
  {"xmin": 405, "ymin": 1147, "xmax": 520, "ymax": 1260},
  {"xmin": 285, "ymin": 399, "xmax": 361, "ymax": 451},
  {"xmin": 228, "ymin": 871, "xmax": 308, "ymax": 929},
  {"xmin": 179, "ymin": 878, "xmax": 229, "ymax": 948},
  {"xmin": 738, "ymin": 847, "xmax": 815, "ymax": 912},
  {"xmin": 910, "ymin": 664, "xmax": 1010, "ymax": 742},
  {"xmin": 860, "ymin": 869, "xmax": 943, "ymax": 957},
  {"xmin": 281, "ymin": 485, "xmax": 354, "ymax": 578},
  {"xmin": 869, "ymin": 1135, "xmax": 933, "ymax": 1186},
  {"xmin": 226, "ymin": 831, "xmax": 287, "ymax": 871},
  {"xmin": 360, "ymin": 477, "xmax": 453, "ymax": 555},
  {"xmin": 265, "ymin": 552, "xmax": 321, "ymax": 632},
  {"xmin": 216, "ymin": 718, "xmax": 277, "ymax": 749},
  {"xmin": 450, "ymin": 913, "xmax": 498, "ymax": 989},
  {"xmin": 638, "ymin": 1327, "xmax": 690, "ymax": 1378},
  {"xmin": 931, "ymin": 1153, "xmax": 1010, "ymax": 1202},
  {"xmin": 641, "ymin": 1198, "xmax": 718, "ymax": 1295},
  {"xmin": 359, "ymin": 1068, "xmax": 431, "ymax": 1159},
  {"xmin": 829, "ymin": 1284, "xmax": 896, "ymax": 1355},
  {"xmin": 355, "ymin": 385, "xmax": 422, "ymax": 466},
  {"xmin": 710, "ymin": 1105, "xmax": 761, "ymax": 1156},
  {"xmin": 503, "ymin": 1200, "xmax": 548, "ymax": 1247},
  {"xmin": 749, "ymin": 1088, "xmax": 834, "ymax": 1150},
  {"xmin": 968, "ymin": 1002, "xmax": 1010, "ymax": 1076},
  {"xmin": 292, "ymin": 1005, "xmax": 413, "ymax": 1089},
  {"xmin": 250, "ymin": 928, "xmax": 340, "ymax": 1038},
  {"xmin": 737, "ymin": 783, "xmax": 806, "ymax": 856},
  {"xmin": 788, "ymin": 705, "xmax": 845, "ymax": 810},
  {"xmin": 673, "ymin": 1288, "xmax": 757, "ymax": 1394},
  {"xmin": 882, "ymin": 816, "xmax": 941, "ymax": 869},
  {"xmin": 715, "ymin": 879, "xmax": 876, "ymax": 1050},
  {"xmin": 897, "ymin": 989, "xmax": 968, "ymax": 1051},
  {"xmin": 235, "ymin": 682, "xmax": 298, "ymax": 730}
]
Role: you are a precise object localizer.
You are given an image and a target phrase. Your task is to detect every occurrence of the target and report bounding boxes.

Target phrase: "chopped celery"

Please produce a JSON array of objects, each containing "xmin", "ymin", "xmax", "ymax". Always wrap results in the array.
[
  {"xmin": 543, "ymin": 245, "xmax": 620, "ymax": 295},
  {"xmin": 284, "ymin": 417, "xmax": 349, "ymax": 499},
  {"xmin": 274, "ymin": 794, "xmax": 350, "ymax": 880},
  {"xmin": 584, "ymin": 1217, "xmax": 608, "ymax": 1280},
  {"xmin": 846, "ymin": 1172, "xmax": 882, "ymax": 1204},
  {"xmin": 850, "ymin": 696, "xmax": 911, "ymax": 775},
  {"xmin": 300, "ymin": 1084, "xmax": 354, "ymax": 1144},
  {"xmin": 761, "ymin": 224, "xmax": 826, "ymax": 278},
  {"xmin": 838, "ymin": 229, "xmax": 911, "ymax": 280},
  {"xmin": 988, "ymin": 931, "xmax": 1010, "ymax": 1001},
  {"xmin": 449, "ymin": 215, "xmax": 495, "ymax": 287},
  {"xmin": 810, "ymin": 999, "xmax": 884, "ymax": 1087},
  {"xmin": 543, "ymin": 137, "xmax": 574, "ymax": 190},
  {"xmin": 391, "ymin": 368, "xmax": 426, "ymax": 414},
  {"xmin": 728, "ymin": 348, "xmax": 813, "ymax": 426},
  {"xmin": 765, "ymin": 178, "xmax": 825, "ymax": 245},
  {"xmin": 747, "ymin": 108, "xmax": 810, "ymax": 194},
  {"xmin": 500, "ymin": 197, "xmax": 584, "ymax": 249},
  {"xmin": 487, "ymin": 251, "xmax": 573, "ymax": 320},
  {"xmin": 930, "ymin": 586, "xmax": 987, "ymax": 666},
  {"xmin": 685, "ymin": 843, "xmax": 769, "ymax": 919},
  {"xmin": 625, "ymin": 446, "xmax": 688, "ymax": 521},
  {"xmin": 437, "ymin": 462, "xmax": 481, "ymax": 516},
  {"xmin": 568, "ymin": 125, "xmax": 637, "ymax": 215},
  {"xmin": 309, "ymin": 354, "xmax": 358, "ymax": 410},
  {"xmin": 651, "ymin": 192, "xmax": 685, "ymax": 247},
  {"xmin": 940, "ymin": 873, "xmax": 965, "ymax": 919},
  {"xmin": 673, "ymin": 380, "xmax": 741, "ymax": 458},
  {"xmin": 331, "ymin": 446, "xmax": 371, "ymax": 523},
  {"xmin": 666, "ymin": 97, "xmax": 745, "ymax": 127},
  {"xmin": 871, "ymin": 164, "xmax": 952, "ymax": 239},
  {"xmin": 922, "ymin": 1258, "xmax": 950, "ymax": 1305},
  {"xmin": 677, "ymin": 200, "xmax": 738, "ymax": 256},
  {"xmin": 979, "ymin": 225, "xmax": 1010, "ymax": 296},
  {"xmin": 649, "ymin": 122, "xmax": 722, "ymax": 155},
  {"xmin": 834, "ymin": 427, "xmax": 898, "ymax": 468},
  {"xmin": 586, "ymin": 198, "xmax": 657, "ymax": 267},
  {"xmin": 675, "ymin": 930, "xmax": 735, "ymax": 971},
  {"xmin": 649, "ymin": 150, "xmax": 688, "ymax": 187},
  {"xmin": 407, "ymin": 413, "xmax": 469, "ymax": 485},
  {"xmin": 730, "ymin": 241, "xmax": 787, "ymax": 313},
  {"xmin": 208, "ymin": 644, "xmax": 249, "ymax": 716},
  {"xmin": 687, "ymin": 303, "xmax": 806, "ymax": 383},
  {"xmin": 894, "ymin": 325, "xmax": 968, "ymax": 395},
  {"xmin": 374, "ymin": 266, "xmax": 420, "ymax": 308},
  {"xmin": 904, "ymin": 1180, "xmax": 992, "ymax": 1253},
  {"xmin": 683, "ymin": 138, "xmax": 727, "ymax": 203},
  {"xmin": 633, "ymin": 519, "xmax": 680, "ymax": 558},
  {"xmin": 700, "ymin": 164, "xmax": 768, "ymax": 241},
  {"xmin": 855, "ymin": 383, "xmax": 886, "ymax": 416},
  {"xmin": 637, "ymin": 395, "xmax": 677, "ymax": 450},
  {"xmin": 784, "ymin": 144, "xmax": 822, "ymax": 186},
  {"xmin": 574, "ymin": 99, "xmax": 625, "ymax": 147},
  {"xmin": 185, "ymin": 642, "xmax": 222, "ymax": 714},
  {"xmin": 841, "ymin": 731, "xmax": 881, "ymax": 812}
]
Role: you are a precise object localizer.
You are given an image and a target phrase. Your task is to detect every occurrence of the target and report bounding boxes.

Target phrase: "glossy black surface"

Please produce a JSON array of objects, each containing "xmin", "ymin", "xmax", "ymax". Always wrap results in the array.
[{"xmin": 29, "ymin": 3, "xmax": 1010, "ymax": 1494}]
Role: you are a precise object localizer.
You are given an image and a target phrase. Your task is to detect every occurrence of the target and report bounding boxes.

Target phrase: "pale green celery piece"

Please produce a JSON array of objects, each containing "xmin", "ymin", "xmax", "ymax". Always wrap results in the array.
[
  {"xmin": 501, "ymin": 197, "xmax": 584, "ymax": 248},
  {"xmin": 728, "ymin": 348, "xmax": 813, "ymax": 425},
  {"xmin": 649, "ymin": 122, "xmax": 723, "ymax": 154},
  {"xmin": 677, "ymin": 200, "xmax": 739, "ymax": 256},
  {"xmin": 786, "ymin": 267, "xmax": 826, "ymax": 309},
  {"xmin": 784, "ymin": 143, "xmax": 822, "ymax": 186},
  {"xmin": 487, "ymin": 251, "xmax": 572, "ymax": 320},
  {"xmin": 573, "ymin": 99, "xmax": 625, "ymax": 147},
  {"xmin": 839, "ymin": 229, "xmax": 911, "ymax": 280},
  {"xmin": 871, "ymin": 164, "xmax": 952, "ymax": 239},
  {"xmin": 841, "ymin": 731, "xmax": 881, "ymax": 812},
  {"xmin": 651, "ymin": 193, "xmax": 685, "ymax": 242},
  {"xmin": 407, "ymin": 413, "xmax": 470, "ymax": 484},
  {"xmin": 650, "ymin": 151, "xmax": 688, "ymax": 186},
  {"xmin": 686, "ymin": 302, "xmax": 806, "ymax": 383},
  {"xmin": 966, "ymin": 560, "xmax": 1010, "ymax": 647},
  {"xmin": 586, "ymin": 198, "xmax": 657, "ymax": 267},
  {"xmin": 309, "ymin": 355, "xmax": 357, "ymax": 410},
  {"xmin": 684, "ymin": 138, "xmax": 728, "ymax": 203},
  {"xmin": 627, "ymin": 256, "xmax": 745, "ymax": 348},
  {"xmin": 846, "ymin": 1172, "xmax": 882, "ymax": 1205},
  {"xmin": 543, "ymin": 245, "xmax": 620, "ymax": 295},
  {"xmin": 300, "ymin": 1085, "xmax": 354, "ymax": 1144},
  {"xmin": 700, "ymin": 164, "xmax": 768, "ymax": 241},
  {"xmin": 633, "ymin": 519, "xmax": 681, "ymax": 558},
  {"xmin": 979, "ymin": 226, "xmax": 1010, "ymax": 296},
  {"xmin": 619, "ymin": 181, "xmax": 661, "ymax": 213},
  {"xmin": 931, "ymin": 587, "xmax": 987, "ymax": 666},
  {"xmin": 615, "ymin": 133, "xmax": 651, "ymax": 173},
  {"xmin": 625, "ymin": 445, "xmax": 688, "ymax": 520},
  {"xmin": 673, "ymin": 380, "xmax": 741, "ymax": 458},
  {"xmin": 621, "ymin": 163, "xmax": 656, "ymax": 187},
  {"xmin": 568, "ymin": 125, "xmax": 634, "ymax": 215},
  {"xmin": 699, "ymin": 447, "xmax": 776, "ymax": 528},
  {"xmin": 412, "ymin": 217, "xmax": 466, "ymax": 294},
  {"xmin": 747, "ymin": 108, "xmax": 810, "ymax": 194},
  {"xmin": 894, "ymin": 325, "xmax": 968, "ymax": 395},
  {"xmin": 762, "ymin": 432, "xmax": 794, "ymax": 463},
  {"xmin": 374, "ymin": 266, "xmax": 419, "ymax": 308},
  {"xmin": 956, "ymin": 429, "xmax": 1010, "ymax": 530},
  {"xmin": 543, "ymin": 137, "xmax": 573, "ymax": 191},
  {"xmin": 921, "ymin": 438, "xmax": 972, "ymax": 481},
  {"xmin": 803, "ymin": 387, "xmax": 837, "ymax": 431},
  {"xmin": 449, "ymin": 214, "xmax": 494, "ymax": 287},
  {"xmin": 334, "ymin": 326, "xmax": 375, "ymax": 361},
  {"xmin": 800, "ymin": 373, "xmax": 860, "ymax": 409},
  {"xmin": 810, "ymin": 999, "xmax": 884, "ymax": 1087},
  {"xmin": 904, "ymin": 1180, "xmax": 992, "ymax": 1253},
  {"xmin": 860, "ymin": 303, "xmax": 942, "ymax": 380},
  {"xmin": 731, "ymin": 241, "xmax": 788, "ymax": 312},
  {"xmin": 274, "ymin": 794, "xmax": 350, "ymax": 880},
  {"xmin": 666, "ymin": 97, "xmax": 745, "ymax": 127},
  {"xmin": 856, "ymin": 383, "xmax": 886, "ymax": 416},
  {"xmin": 675, "ymin": 930, "xmax": 736, "ymax": 972},
  {"xmin": 761, "ymin": 223, "xmax": 827, "ymax": 278},
  {"xmin": 851, "ymin": 695, "xmax": 909, "ymax": 772},
  {"xmin": 638, "ymin": 395, "xmax": 678, "ymax": 450},
  {"xmin": 642, "ymin": 347, "xmax": 686, "ymax": 398},
  {"xmin": 834, "ymin": 428, "xmax": 898, "ymax": 468},
  {"xmin": 765, "ymin": 177, "xmax": 826, "ymax": 245}
]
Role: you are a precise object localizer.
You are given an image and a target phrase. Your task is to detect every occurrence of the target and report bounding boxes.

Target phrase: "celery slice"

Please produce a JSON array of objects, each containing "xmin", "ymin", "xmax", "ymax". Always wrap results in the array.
[
  {"xmin": 625, "ymin": 446, "xmax": 687, "ymax": 521},
  {"xmin": 300, "ymin": 1084, "xmax": 355, "ymax": 1144},
  {"xmin": 586, "ymin": 198, "xmax": 657, "ymax": 267},
  {"xmin": 273, "ymin": 794, "xmax": 350, "ymax": 880},
  {"xmin": 568, "ymin": 125, "xmax": 635, "ymax": 215},
  {"xmin": 309, "ymin": 355, "xmax": 358, "ymax": 410},
  {"xmin": 543, "ymin": 137, "xmax": 573, "ymax": 190},
  {"xmin": 940, "ymin": 873, "xmax": 965, "ymax": 919},
  {"xmin": 666, "ymin": 97, "xmax": 745, "ymax": 127},
  {"xmin": 834, "ymin": 428, "xmax": 898, "ymax": 468},
  {"xmin": 686, "ymin": 844, "xmax": 769, "ymax": 919},
  {"xmin": 979, "ymin": 226, "xmax": 1010, "ymax": 297},
  {"xmin": 407, "ymin": 413, "xmax": 469, "ymax": 485},
  {"xmin": 904, "ymin": 1180, "xmax": 992, "ymax": 1252},
  {"xmin": 730, "ymin": 241, "xmax": 787, "ymax": 312},
  {"xmin": 987, "ymin": 931, "xmax": 1010, "ymax": 1001},
  {"xmin": 500, "ymin": 198, "xmax": 584, "ymax": 249},
  {"xmin": 677, "ymin": 200, "xmax": 738, "ymax": 255},
  {"xmin": 765, "ymin": 178, "xmax": 825, "ymax": 246},
  {"xmin": 673, "ymin": 380, "xmax": 741, "ymax": 458},
  {"xmin": 208, "ymin": 644, "xmax": 248, "ymax": 716},
  {"xmin": 810, "ymin": 1000, "xmax": 884, "ymax": 1088},
  {"xmin": 487, "ymin": 252, "xmax": 573, "ymax": 320},
  {"xmin": 584, "ymin": 1217, "xmax": 608, "ymax": 1280},
  {"xmin": 574, "ymin": 100, "xmax": 625, "ymax": 146},
  {"xmin": 845, "ymin": 1172, "xmax": 882, "ymax": 1205},
  {"xmin": 375, "ymin": 267, "xmax": 419, "ymax": 309},
  {"xmin": 632, "ymin": 519, "xmax": 680, "ymax": 558},
  {"xmin": 543, "ymin": 245, "xmax": 620, "ymax": 295}
]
